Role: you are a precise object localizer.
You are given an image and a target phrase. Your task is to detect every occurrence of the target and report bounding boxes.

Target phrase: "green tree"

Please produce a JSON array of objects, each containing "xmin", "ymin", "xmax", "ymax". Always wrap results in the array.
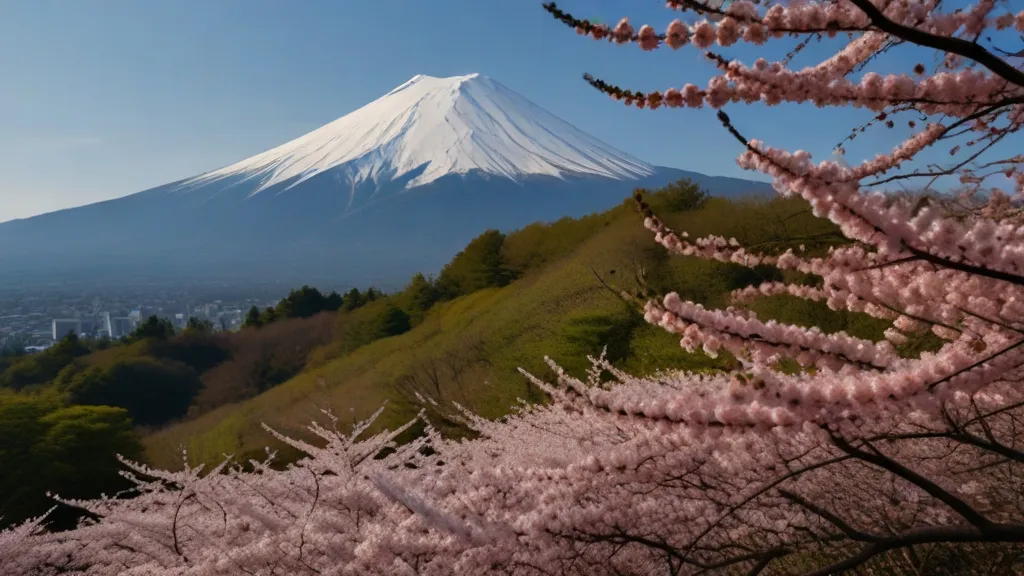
[
  {"xmin": 127, "ymin": 315, "xmax": 175, "ymax": 342},
  {"xmin": 243, "ymin": 305, "xmax": 262, "ymax": 329},
  {"xmin": 258, "ymin": 306, "xmax": 279, "ymax": 325},
  {"xmin": 35, "ymin": 405, "xmax": 142, "ymax": 527},
  {"xmin": 276, "ymin": 285, "xmax": 330, "ymax": 319},
  {"xmin": 325, "ymin": 291, "xmax": 343, "ymax": 311},
  {"xmin": 64, "ymin": 357, "xmax": 203, "ymax": 427},
  {"xmin": 436, "ymin": 229, "xmax": 512, "ymax": 299},
  {"xmin": 53, "ymin": 331, "xmax": 89, "ymax": 356},
  {"xmin": 404, "ymin": 273, "xmax": 440, "ymax": 316},
  {"xmin": 375, "ymin": 304, "xmax": 412, "ymax": 338},
  {"xmin": 332, "ymin": 300, "xmax": 403, "ymax": 355},
  {"xmin": 0, "ymin": 393, "xmax": 141, "ymax": 529},
  {"xmin": 185, "ymin": 317, "xmax": 215, "ymax": 334},
  {"xmin": 341, "ymin": 288, "xmax": 365, "ymax": 312},
  {"xmin": 654, "ymin": 178, "xmax": 709, "ymax": 212},
  {"xmin": 0, "ymin": 332, "xmax": 90, "ymax": 391}
]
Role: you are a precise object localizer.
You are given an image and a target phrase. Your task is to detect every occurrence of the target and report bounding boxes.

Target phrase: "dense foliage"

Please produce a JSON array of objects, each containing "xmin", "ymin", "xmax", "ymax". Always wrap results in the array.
[
  {"xmin": 193, "ymin": 312, "xmax": 337, "ymax": 412},
  {"xmin": 124, "ymin": 315, "xmax": 176, "ymax": 343},
  {"xmin": 437, "ymin": 229, "xmax": 514, "ymax": 299},
  {"xmin": 0, "ymin": 333, "xmax": 90, "ymax": 391},
  {"xmin": 244, "ymin": 285, "xmax": 347, "ymax": 329},
  {"xmin": 61, "ymin": 357, "xmax": 203, "ymax": 427},
  {"xmin": 0, "ymin": 392, "xmax": 141, "ymax": 529}
]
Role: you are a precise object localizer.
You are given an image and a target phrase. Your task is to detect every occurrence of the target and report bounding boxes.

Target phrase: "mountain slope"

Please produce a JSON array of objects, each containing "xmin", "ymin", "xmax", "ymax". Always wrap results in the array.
[
  {"xmin": 0, "ymin": 74, "xmax": 771, "ymax": 289},
  {"xmin": 141, "ymin": 194, "xmax": 877, "ymax": 470}
]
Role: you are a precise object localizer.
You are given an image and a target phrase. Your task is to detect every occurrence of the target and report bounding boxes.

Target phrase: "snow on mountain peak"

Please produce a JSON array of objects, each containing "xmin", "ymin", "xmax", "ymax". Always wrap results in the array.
[{"xmin": 184, "ymin": 73, "xmax": 654, "ymax": 196}]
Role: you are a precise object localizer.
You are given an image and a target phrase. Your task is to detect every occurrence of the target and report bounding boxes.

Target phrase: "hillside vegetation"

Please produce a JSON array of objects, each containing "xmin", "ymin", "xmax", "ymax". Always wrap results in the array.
[
  {"xmin": 144, "ymin": 183, "xmax": 899, "ymax": 470},
  {"xmin": 0, "ymin": 181, "xmax": 918, "ymax": 526}
]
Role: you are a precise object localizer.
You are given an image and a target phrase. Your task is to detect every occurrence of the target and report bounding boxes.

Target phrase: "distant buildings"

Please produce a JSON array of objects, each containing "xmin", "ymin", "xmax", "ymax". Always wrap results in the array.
[
  {"xmin": 52, "ymin": 319, "xmax": 82, "ymax": 341},
  {"xmin": 102, "ymin": 312, "xmax": 137, "ymax": 339},
  {"xmin": 3, "ymin": 288, "xmax": 283, "ymax": 347},
  {"xmin": 112, "ymin": 318, "xmax": 136, "ymax": 339},
  {"xmin": 39, "ymin": 299, "xmax": 257, "ymax": 345}
]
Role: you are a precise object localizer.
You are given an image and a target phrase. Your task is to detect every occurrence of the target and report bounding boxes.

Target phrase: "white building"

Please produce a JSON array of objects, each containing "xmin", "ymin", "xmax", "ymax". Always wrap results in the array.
[
  {"xmin": 52, "ymin": 319, "xmax": 82, "ymax": 341},
  {"xmin": 112, "ymin": 317, "xmax": 136, "ymax": 338},
  {"xmin": 103, "ymin": 313, "xmax": 137, "ymax": 339}
]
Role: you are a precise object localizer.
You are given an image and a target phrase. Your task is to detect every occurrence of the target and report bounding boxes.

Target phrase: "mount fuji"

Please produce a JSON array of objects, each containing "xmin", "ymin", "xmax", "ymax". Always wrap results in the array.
[{"xmin": 0, "ymin": 73, "xmax": 770, "ymax": 289}]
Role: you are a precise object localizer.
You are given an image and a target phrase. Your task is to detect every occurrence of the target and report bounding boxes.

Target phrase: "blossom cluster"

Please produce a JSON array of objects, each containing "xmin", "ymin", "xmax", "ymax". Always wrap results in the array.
[{"xmin": 4, "ymin": 359, "xmax": 1023, "ymax": 575}]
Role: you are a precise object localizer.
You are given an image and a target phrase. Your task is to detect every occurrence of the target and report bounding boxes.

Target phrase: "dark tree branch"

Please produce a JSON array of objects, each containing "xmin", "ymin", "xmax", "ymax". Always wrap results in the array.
[
  {"xmin": 172, "ymin": 492, "xmax": 196, "ymax": 561},
  {"xmin": 804, "ymin": 522, "xmax": 1024, "ymax": 576},
  {"xmin": 847, "ymin": 0, "xmax": 1024, "ymax": 88},
  {"xmin": 831, "ymin": 435, "xmax": 993, "ymax": 528},
  {"xmin": 778, "ymin": 489, "xmax": 878, "ymax": 542}
]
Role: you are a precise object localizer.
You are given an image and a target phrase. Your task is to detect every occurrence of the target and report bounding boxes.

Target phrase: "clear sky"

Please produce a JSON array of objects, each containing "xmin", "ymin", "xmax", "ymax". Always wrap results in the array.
[{"xmin": 0, "ymin": 0, "xmax": 1007, "ymax": 222}]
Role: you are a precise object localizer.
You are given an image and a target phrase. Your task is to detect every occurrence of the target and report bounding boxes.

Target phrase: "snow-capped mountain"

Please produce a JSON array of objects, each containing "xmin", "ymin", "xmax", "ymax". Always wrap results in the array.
[
  {"xmin": 0, "ymin": 74, "xmax": 770, "ymax": 289},
  {"xmin": 187, "ymin": 74, "xmax": 653, "ymax": 202}
]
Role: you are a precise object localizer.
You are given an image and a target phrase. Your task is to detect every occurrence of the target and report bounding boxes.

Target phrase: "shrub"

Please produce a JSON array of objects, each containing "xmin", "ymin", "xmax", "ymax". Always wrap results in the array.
[
  {"xmin": 193, "ymin": 312, "xmax": 336, "ymax": 413},
  {"xmin": 64, "ymin": 357, "xmax": 202, "ymax": 427},
  {"xmin": 436, "ymin": 229, "xmax": 512, "ymax": 299},
  {"xmin": 0, "ymin": 393, "xmax": 141, "ymax": 529},
  {"xmin": 0, "ymin": 333, "xmax": 90, "ymax": 391}
]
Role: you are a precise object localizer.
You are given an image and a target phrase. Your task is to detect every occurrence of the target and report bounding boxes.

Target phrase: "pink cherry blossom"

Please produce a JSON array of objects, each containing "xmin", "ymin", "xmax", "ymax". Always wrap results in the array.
[{"xmin": 5, "ymin": 2, "xmax": 1024, "ymax": 575}]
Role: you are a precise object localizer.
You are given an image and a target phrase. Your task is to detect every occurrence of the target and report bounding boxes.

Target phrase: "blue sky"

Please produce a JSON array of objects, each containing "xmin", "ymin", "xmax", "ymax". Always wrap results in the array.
[{"xmin": 0, "ymin": 0, "xmax": 1008, "ymax": 222}]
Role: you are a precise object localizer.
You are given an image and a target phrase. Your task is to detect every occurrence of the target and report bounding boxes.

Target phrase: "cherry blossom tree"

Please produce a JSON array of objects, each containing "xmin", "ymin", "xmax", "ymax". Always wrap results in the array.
[{"xmin": 5, "ymin": 0, "xmax": 1024, "ymax": 574}]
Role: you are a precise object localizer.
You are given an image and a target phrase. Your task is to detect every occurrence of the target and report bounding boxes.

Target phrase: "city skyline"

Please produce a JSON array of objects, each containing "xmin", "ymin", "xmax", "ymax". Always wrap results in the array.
[{"xmin": 0, "ymin": 285, "xmax": 297, "ymax": 348}]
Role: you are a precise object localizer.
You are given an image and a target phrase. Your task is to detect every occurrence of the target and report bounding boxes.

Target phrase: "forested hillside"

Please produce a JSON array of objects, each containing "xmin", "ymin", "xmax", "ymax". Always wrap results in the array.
[
  {"xmin": 0, "ymin": 180, "xmax": 922, "ymax": 527},
  {"xmin": 141, "ymin": 181, "xmax": 913, "ymax": 470}
]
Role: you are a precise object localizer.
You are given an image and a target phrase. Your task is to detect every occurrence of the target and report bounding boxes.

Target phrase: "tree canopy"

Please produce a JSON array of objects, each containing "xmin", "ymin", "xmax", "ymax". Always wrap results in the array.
[
  {"xmin": 126, "ymin": 315, "xmax": 175, "ymax": 343},
  {"xmin": 62, "ymin": 357, "xmax": 202, "ymax": 427},
  {"xmin": 436, "ymin": 229, "xmax": 512, "ymax": 299},
  {"xmin": 0, "ymin": 332, "xmax": 90, "ymax": 391},
  {"xmin": 275, "ymin": 286, "xmax": 344, "ymax": 319},
  {"xmin": 185, "ymin": 317, "xmax": 214, "ymax": 334},
  {"xmin": 243, "ymin": 305, "xmax": 262, "ymax": 329},
  {"xmin": 403, "ymin": 273, "xmax": 441, "ymax": 317},
  {"xmin": 0, "ymin": 393, "xmax": 141, "ymax": 529}
]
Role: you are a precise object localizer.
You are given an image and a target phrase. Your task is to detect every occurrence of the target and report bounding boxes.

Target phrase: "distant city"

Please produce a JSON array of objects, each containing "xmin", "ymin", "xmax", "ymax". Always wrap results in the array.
[{"xmin": 0, "ymin": 284, "xmax": 347, "ymax": 352}]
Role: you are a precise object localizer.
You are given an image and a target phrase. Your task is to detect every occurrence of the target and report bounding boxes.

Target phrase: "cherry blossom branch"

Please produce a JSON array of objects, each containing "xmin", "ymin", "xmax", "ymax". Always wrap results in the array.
[
  {"xmin": 172, "ymin": 492, "xmax": 196, "ymax": 561},
  {"xmin": 777, "ymin": 489, "xmax": 876, "ymax": 541},
  {"xmin": 831, "ymin": 434, "xmax": 993, "ymax": 528},
  {"xmin": 714, "ymin": 110, "xmax": 1024, "ymax": 287},
  {"xmin": 846, "ymin": 0, "xmax": 1024, "ymax": 88}
]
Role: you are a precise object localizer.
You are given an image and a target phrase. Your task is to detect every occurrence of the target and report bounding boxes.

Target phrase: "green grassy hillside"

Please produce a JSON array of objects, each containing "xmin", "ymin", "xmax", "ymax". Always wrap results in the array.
[{"xmin": 142, "ymin": 188, "xmax": 893, "ymax": 470}]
